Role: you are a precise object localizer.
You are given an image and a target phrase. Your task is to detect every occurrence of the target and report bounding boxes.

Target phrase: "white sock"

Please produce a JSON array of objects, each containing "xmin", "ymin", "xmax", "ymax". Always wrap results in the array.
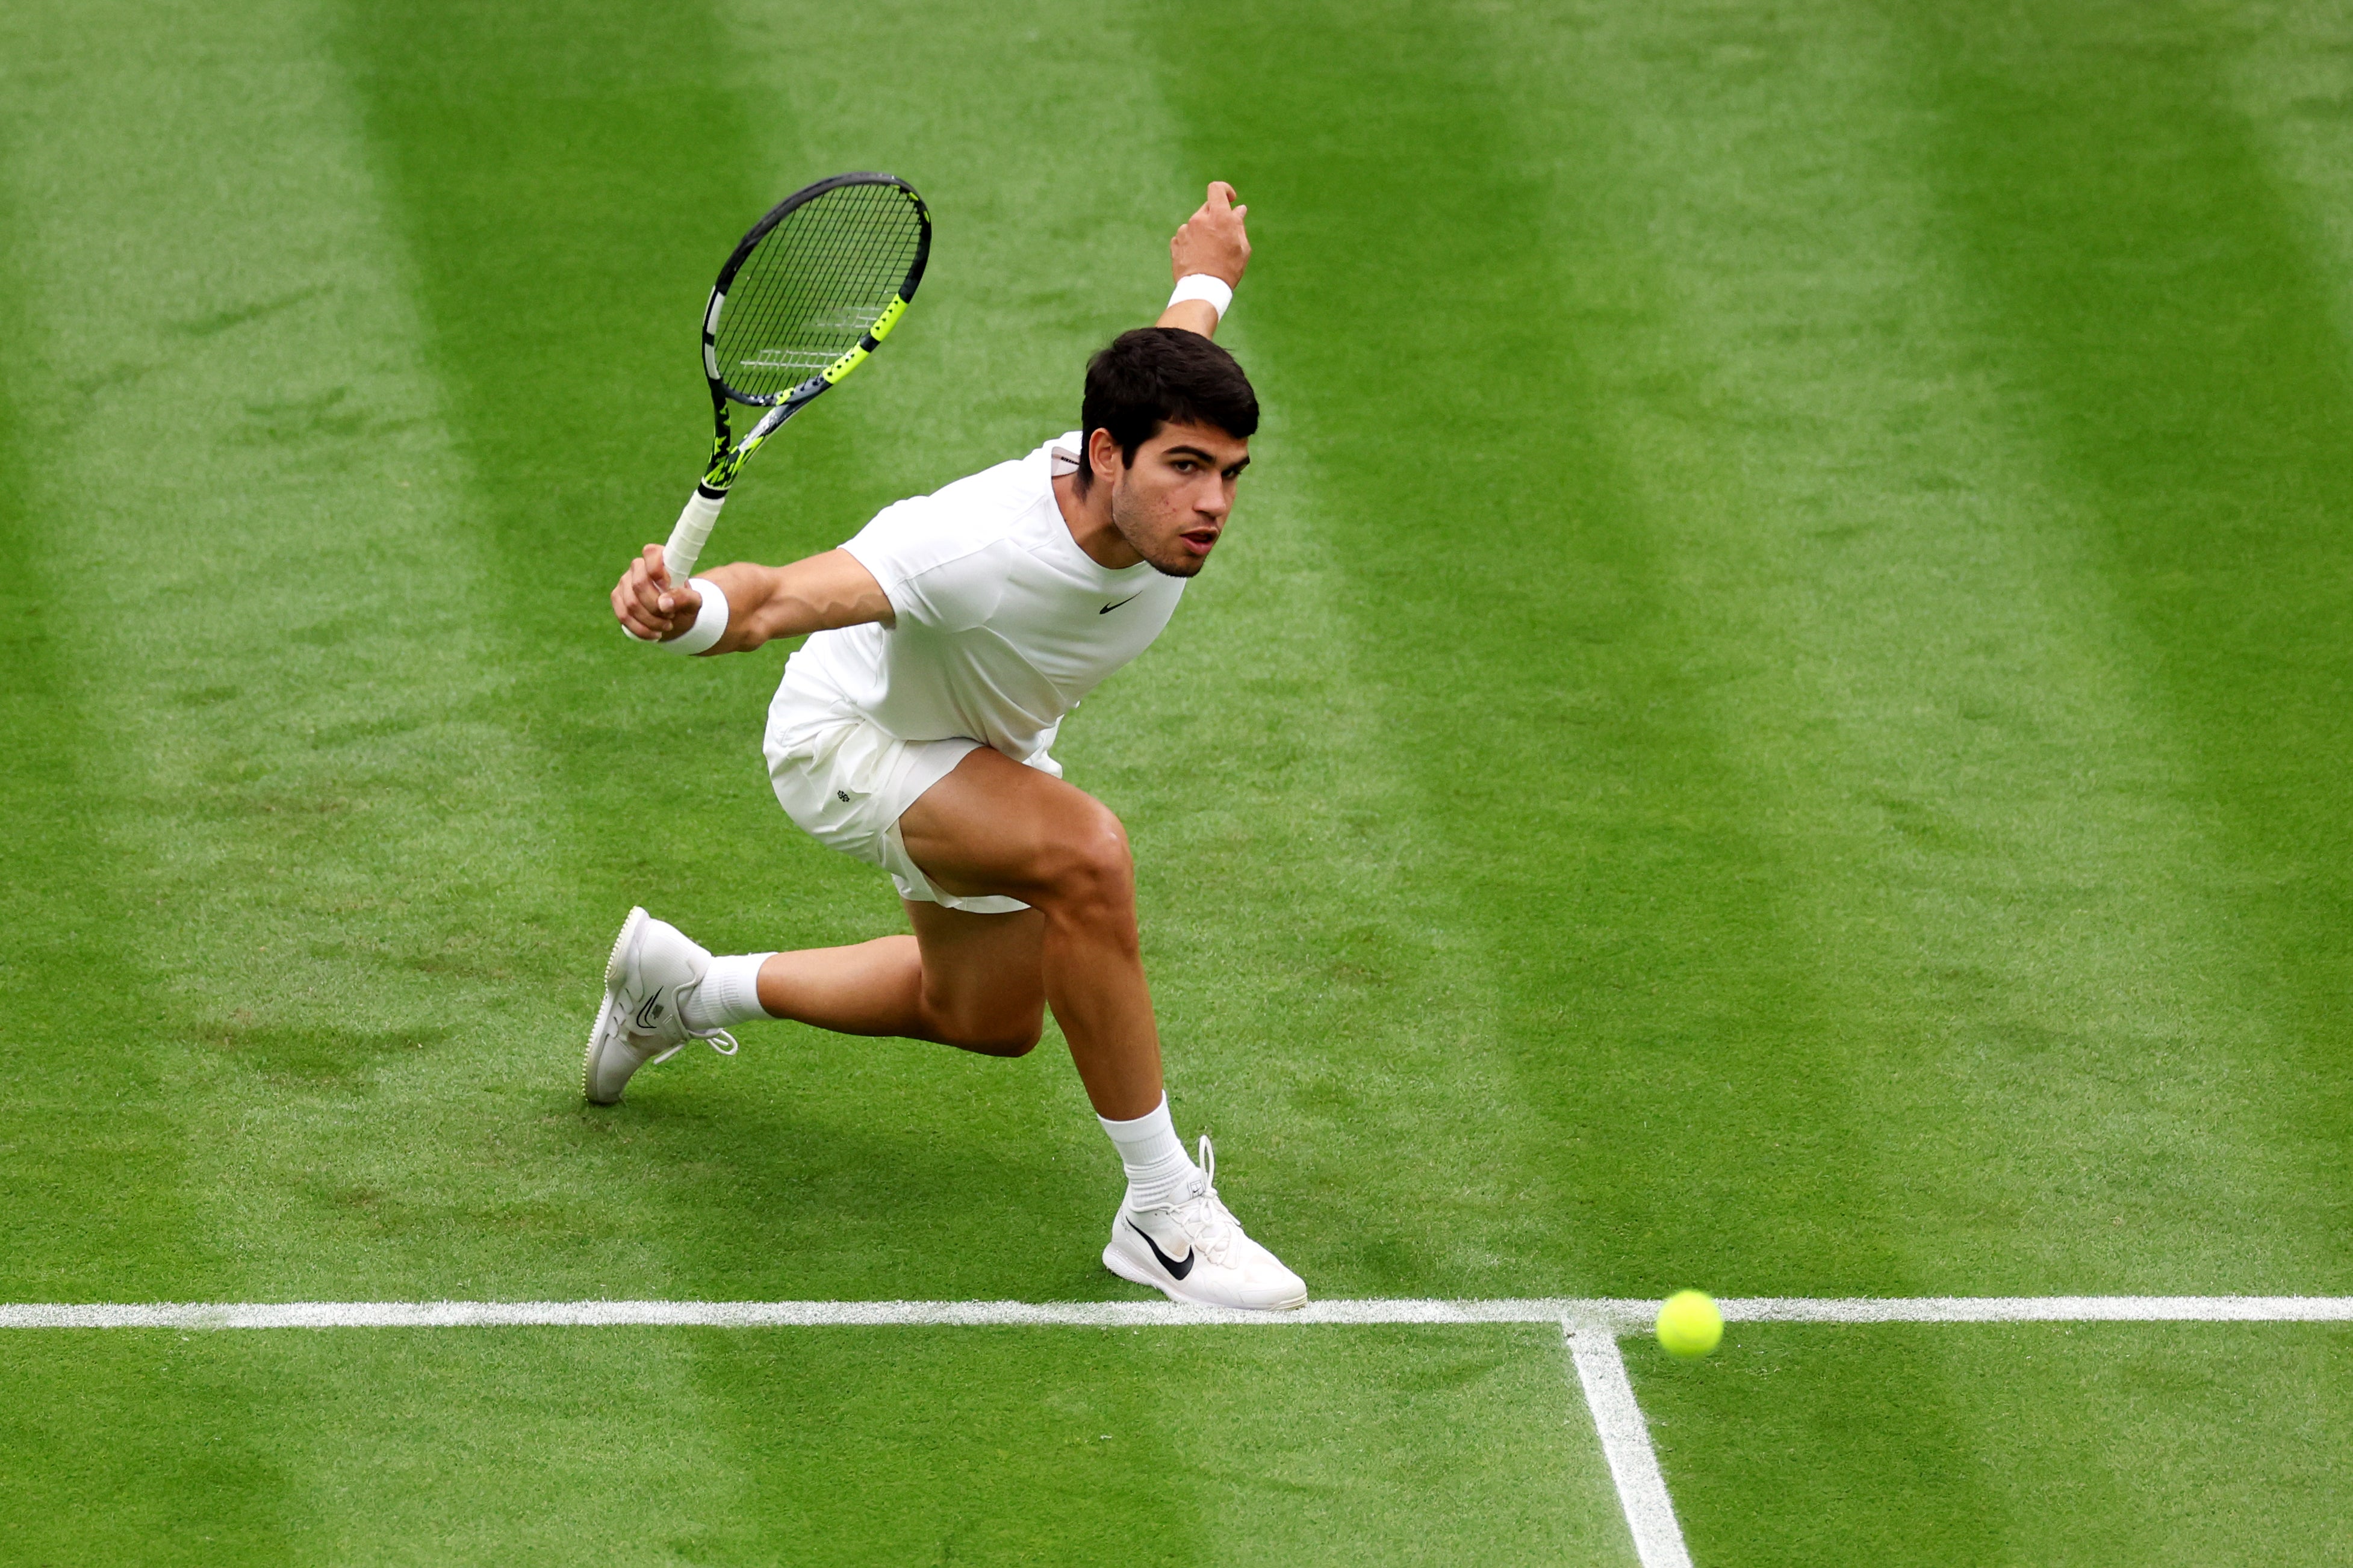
[
  {"xmin": 1098, "ymin": 1094, "xmax": 1198, "ymax": 1211},
  {"xmin": 682, "ymin": 953, "xmax": 776, "ymax": 1032}
]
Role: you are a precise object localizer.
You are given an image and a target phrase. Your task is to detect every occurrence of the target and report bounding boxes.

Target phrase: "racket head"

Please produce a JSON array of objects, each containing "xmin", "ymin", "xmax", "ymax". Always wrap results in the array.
[{"xmin": 703, "ymin": 173, "xmax": 931, "ymax": 409}]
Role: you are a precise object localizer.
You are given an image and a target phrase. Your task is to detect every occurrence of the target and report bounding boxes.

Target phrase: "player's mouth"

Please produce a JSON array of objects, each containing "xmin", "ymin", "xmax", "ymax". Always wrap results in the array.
[{"xmin": 1178, "ymin": 527, "xmax": 1220, "ymax": 559}]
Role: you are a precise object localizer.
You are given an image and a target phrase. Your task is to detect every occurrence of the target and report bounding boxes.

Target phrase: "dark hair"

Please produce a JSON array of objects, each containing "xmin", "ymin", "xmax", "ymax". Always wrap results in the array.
[{"xmin": 1073, "ymin": 327, "xmax": 1259, "ymax": 492}]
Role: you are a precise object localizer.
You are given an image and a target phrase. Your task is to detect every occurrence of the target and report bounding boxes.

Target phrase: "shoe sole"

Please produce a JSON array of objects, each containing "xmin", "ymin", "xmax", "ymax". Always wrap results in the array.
[
  {"xmin": 603, "ymin": 905, "xmax": 648, "ymax": 991},
  {"xmin": 580, "ymin": 907, "xmax": 649, "ymax": 1104},
  {"xmin": 1102, "ymin": 1242, "xmax": 1164, "ymax": 1296},
  {"xmin": 1101, "ymin": 1241, "xmax": 1308, "ymax": 1312}
]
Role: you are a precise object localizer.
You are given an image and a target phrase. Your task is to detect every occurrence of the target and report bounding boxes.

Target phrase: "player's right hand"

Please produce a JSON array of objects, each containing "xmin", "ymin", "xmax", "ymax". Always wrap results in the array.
[{"xmin": 612, "ymin": 543, "xmax": 704, "ymax": 642}]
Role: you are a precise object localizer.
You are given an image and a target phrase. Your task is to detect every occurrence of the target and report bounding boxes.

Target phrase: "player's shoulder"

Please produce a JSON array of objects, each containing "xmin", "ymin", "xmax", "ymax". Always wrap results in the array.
[
  {"xmin": 843, "ymin": 433, "xmax": 1066, "ymax": 583},
  {"xmin": 924, "ymin": 433, "xmax": 1069, "ymax": 527},
  {"xmin": 867, "ymin": 436, "xmax": 1063, "ymax": 549}
]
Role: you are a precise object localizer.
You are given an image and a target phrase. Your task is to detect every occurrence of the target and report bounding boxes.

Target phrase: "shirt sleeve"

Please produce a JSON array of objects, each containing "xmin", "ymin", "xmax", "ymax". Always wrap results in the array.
[{"xmin": 839, "ymin": 495, "xmax": 1012, "ymax": 634}]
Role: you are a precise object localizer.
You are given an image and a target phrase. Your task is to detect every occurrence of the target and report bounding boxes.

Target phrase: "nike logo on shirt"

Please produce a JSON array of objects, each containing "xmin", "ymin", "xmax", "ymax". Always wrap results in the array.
[
  {"xmin": 1099, "ymin": 594, "xmax": 1141, "ymax": 615},
  {"xmin": 1128, "ymin": 1218, "xmax": 1195, "ymax": 1279}
]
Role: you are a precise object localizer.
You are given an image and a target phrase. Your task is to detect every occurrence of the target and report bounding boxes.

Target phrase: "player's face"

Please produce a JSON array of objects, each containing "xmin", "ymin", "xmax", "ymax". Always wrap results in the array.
[{"xmin": 1107, "ymin": 421, "xmax": 1251, "ymax": 578}]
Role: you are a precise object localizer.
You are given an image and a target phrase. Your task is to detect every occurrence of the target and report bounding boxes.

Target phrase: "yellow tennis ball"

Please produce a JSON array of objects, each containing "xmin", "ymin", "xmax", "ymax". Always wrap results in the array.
[{"xmin": 1655, "ymin": 1289, "xmax": 1723, "ymax": 1359}]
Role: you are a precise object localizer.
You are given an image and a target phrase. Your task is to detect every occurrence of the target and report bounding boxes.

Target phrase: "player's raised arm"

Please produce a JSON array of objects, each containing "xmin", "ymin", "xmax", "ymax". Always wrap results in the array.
[
  {"xmin": 610, "ymin": 545, "xmax": 892, "ymax": 655},
  {"xmin": 1157, "ymin": 181, "xmax": 1249, "ymax": 338}
]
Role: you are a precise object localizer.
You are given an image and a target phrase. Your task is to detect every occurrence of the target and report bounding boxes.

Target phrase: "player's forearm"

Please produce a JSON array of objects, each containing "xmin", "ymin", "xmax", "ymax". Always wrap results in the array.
[
  {"xmin": 704, "ymin": 550, "xmax": 892, "ymax": 653},
  {"xmin": 1155, "ymin": 300, "xmax": 1221, "ymax": 338}
]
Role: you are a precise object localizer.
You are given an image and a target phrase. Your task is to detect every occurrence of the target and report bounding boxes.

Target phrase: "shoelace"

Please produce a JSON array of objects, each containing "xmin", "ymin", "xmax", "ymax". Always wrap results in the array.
[
  {"xmin": 646, "ymin": 1026, "xmax": 736, "ymax": 1066},
  {"xmin": 1160, "ymin": 1135, "xmax": 1242, "ymax": 1266},
  {"xmin": 647, "ymin": 980, "xmax": 739, "ymax": 1064}
]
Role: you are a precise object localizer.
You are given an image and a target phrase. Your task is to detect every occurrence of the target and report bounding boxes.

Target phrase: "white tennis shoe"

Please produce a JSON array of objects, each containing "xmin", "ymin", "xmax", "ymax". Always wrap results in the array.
[
  {"xmin": 1102, "ymin": 1136, "xmax": 1308, "ymax": 1312},
  {"xmin": 581, "ymin": 906, "xmax": 738, "ymax": 1105}
]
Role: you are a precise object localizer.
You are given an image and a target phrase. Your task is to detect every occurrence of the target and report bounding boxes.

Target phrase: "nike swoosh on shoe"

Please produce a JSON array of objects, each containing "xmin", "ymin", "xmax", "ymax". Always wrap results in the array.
[{"xmin": 1129, "ymin": 1218, "xmax": 1195, "ymax": 1280}]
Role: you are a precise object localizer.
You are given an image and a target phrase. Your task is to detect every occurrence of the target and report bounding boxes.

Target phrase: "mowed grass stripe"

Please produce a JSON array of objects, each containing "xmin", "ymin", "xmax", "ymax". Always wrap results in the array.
[
  {"xmin": 1894, "ymin": 0, "xmax": 2353, "ymax": 1259},
  {"xmin": 0, "ymin": 87, "xmax": 211, "ymax": 1304},
  {"xmin": 0, "ymin": 32, "xmax": 302, "ymax": 1557},
  {"xmin": 0, "ymin": 0, "xmax": 756, "ymax": 1555},
  {"xmin": 1, "ymin": 0, "xmax": 607, "ymax": 1305}
]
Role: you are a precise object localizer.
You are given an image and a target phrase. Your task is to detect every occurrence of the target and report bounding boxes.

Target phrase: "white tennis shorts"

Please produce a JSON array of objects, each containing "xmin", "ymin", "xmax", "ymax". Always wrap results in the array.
[{"xmin": 765, "ymin": 703, "xmax": 1033, "ymax": 916}]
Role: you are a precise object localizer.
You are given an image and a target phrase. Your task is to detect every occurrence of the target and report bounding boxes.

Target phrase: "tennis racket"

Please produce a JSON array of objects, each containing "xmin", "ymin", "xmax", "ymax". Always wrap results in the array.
[{"xmin": 660, "ymin": 172, "xmax": 931, "ymax": 585}]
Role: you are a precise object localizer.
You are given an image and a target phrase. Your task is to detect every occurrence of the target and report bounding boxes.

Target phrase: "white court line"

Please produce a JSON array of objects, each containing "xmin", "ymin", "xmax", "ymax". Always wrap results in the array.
[
  {"xmin": 0, "ymin": 1298, "xmax": 1593, "ymax": 1330},
  {"xmin": 1716, "ymin": 1295, "xmax": 2353, "ymax": 1324},
  {"xmin": 3, "ymin": 1295, "xmax": 2349, "ymax": 1330},
  {"xmin": 1567, "ymin": 1325, "xmax": 1693, "ymax": 1568}
]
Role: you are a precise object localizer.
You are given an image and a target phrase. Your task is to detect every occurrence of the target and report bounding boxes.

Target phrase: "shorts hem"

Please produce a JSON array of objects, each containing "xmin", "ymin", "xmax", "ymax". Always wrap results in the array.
[{"xmin": 766, "ymin": 713, "xmax": 1033, "ymax": 915}]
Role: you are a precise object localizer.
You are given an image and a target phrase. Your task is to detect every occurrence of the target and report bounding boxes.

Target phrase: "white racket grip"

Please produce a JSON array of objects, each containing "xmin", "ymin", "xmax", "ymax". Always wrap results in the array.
[{"xmin": 664, "ymin": 488, "xmax": 727, "ymax": 583}]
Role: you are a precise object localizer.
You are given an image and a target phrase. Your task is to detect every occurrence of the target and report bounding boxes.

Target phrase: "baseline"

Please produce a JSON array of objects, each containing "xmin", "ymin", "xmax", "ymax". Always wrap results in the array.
[{"xmin": 4, "ymin": 1294, "xmax": 2349, "ymax": 1330}]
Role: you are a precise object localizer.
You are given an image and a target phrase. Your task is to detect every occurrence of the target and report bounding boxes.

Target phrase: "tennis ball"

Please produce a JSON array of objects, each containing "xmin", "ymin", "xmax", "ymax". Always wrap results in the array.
[{"xmin": 1655, "ymin": 1289, "xmax": 1723, "ymax": 1359}]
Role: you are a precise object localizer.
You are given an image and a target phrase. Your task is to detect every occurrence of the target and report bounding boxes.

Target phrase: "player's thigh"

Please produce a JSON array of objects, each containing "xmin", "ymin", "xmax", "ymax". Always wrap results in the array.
[
  {"xmin": 895, "ymin": 745, "xmax": 1129, "ymax": 904},
  {"xmin": 904, "ymin": 897, "xmax": 1046, "ymax": 1046}
]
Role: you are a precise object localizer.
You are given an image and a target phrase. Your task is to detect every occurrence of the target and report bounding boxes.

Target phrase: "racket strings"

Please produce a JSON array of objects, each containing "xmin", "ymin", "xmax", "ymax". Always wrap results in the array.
[{"xmin": 716, "ymin": 182, "xmax": 924, "ymax": 402}]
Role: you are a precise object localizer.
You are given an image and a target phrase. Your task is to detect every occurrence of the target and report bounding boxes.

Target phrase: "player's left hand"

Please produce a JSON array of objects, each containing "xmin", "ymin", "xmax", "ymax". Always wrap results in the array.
[
  {"xmin": 1170, "ymin": 181, "xmax": 1249, "ymax": 287},
  {"xmin": 612, "ymin": 542, "xmax": 704, "ymax": 642}
]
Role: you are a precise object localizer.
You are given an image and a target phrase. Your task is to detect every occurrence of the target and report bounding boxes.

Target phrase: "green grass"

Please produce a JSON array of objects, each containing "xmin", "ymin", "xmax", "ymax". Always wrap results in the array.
[{"xmin": 4, "ymin": 0, "xmax": 2353, "ymax": 1560}]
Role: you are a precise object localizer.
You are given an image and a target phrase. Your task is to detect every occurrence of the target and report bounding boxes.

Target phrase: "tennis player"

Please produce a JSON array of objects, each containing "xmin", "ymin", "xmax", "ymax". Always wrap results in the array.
[{"xmin": 591, "ymin": 184, "xmax": 1304, "ymax": 1311}]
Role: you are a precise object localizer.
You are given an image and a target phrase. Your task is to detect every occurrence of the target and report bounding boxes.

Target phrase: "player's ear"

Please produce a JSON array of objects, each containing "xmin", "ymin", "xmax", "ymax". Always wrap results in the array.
[{"xmin": 1088, "ymin": 426, "xmax": 1124, "ymax": 486}]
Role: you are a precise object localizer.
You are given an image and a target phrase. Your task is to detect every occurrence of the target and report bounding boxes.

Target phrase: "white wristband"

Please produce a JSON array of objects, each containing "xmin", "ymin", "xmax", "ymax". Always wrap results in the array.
[
  {"xmin": 1167, "ymin": 273, "xmax": 1234, "ymax": 320},
  {"xmin": 659, "ymin": 577, "xmax": 729, "ymax": 655}
]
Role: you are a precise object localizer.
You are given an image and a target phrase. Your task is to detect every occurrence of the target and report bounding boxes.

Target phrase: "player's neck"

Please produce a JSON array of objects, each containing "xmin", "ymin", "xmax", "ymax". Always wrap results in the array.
[{"xmin": 1052, "ymin": 471, "xmax": 1144, "ymax": 571}]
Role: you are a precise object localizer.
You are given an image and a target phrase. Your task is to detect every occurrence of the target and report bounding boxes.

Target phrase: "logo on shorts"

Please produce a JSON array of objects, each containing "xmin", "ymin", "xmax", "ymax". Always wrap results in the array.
[{"xmin": 836, "ymin": 789, "xmax": 851, "ymax": 802}]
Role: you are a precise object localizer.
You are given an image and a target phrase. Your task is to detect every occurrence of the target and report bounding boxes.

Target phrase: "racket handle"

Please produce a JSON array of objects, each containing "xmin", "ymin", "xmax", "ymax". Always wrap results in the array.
[{"xmin": 664, "ymin": 486, "xmax": 727, "ymax": 583}]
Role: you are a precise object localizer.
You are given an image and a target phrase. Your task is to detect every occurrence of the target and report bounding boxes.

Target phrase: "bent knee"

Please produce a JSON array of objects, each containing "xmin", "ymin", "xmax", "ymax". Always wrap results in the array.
[{"xmin": 1042, "ymin": 805, "xmax": 1134, "ymax": 909}]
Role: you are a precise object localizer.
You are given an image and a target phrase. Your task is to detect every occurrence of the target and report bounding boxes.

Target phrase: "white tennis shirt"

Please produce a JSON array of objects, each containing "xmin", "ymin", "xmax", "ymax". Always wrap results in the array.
[{"xmin": 769, "ymin": 432, "xmax": 1187, "ymax": 774}]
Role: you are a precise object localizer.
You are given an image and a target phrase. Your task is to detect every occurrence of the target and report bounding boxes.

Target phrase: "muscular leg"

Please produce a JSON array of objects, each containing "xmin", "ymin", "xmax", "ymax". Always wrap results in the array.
[
  {"xmin": 752, "ymin": 903, "xmax": 1046, "ymax": 1058},
  {"xmin": 677, "ymin": 745, "xmax": 1293, "ymax": 1306},
  {"xmin": 895, "ymin": 746, "xmax": 1163, "ymax": 1120}
]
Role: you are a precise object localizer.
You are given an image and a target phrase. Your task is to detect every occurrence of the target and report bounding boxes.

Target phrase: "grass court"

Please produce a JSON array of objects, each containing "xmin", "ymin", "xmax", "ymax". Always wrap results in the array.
[{"xmin": 5, "ymin": 0, "xmax": 2353, "ymax": 1560}]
